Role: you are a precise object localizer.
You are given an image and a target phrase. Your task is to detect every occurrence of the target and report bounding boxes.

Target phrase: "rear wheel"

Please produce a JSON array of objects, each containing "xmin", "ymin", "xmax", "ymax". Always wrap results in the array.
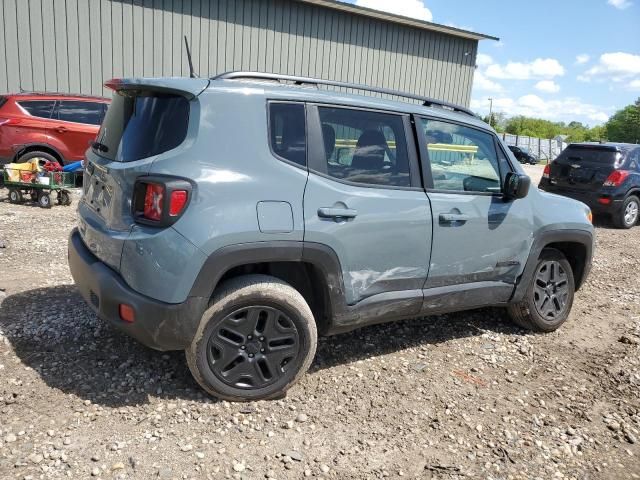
[
  {"xmin": 8, "ymin": 188, "xmax": 23, "ymax": 204},
  {"xmin": 58, "ymin": 190, "xmax": 72, "ymax": 206},
  {"xmin": 613, "ymin": 195, "xmax": 639, "ymax": 229},
  {"xmin": 186, "ymin": 274, "xmax": 317, "ymax": 401},
  {"xmin": 507, "ymin": 248, "xmax": 575, "ymax": 332}
]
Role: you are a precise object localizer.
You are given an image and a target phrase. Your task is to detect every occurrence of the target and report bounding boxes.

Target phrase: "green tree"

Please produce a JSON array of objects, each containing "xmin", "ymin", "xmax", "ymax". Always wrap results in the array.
[
  {"xmin": 504, "ymin": 116, "xmax": 565, "ymax": 139},
  {"xmin": 605, "ymin": 99, "xmax": 640, "ymax": 143}
]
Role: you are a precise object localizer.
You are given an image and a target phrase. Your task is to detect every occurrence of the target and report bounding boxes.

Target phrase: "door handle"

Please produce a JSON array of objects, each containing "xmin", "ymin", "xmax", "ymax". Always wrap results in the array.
[
  {"xmin": 55, "ymin": 126, "xmax": 68, "ymax": 133},
  {"xmin": 318, "ymin": 207, "xmax": 358, "ymax": 219},
  {"xmin": 439, "ymin": 213, "xmax": 470, "ymax": 223}
]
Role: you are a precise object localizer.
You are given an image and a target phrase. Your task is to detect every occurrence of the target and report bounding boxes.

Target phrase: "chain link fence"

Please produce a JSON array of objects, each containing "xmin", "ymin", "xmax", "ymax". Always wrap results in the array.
[{"xmin": 500, "ymin": 133, "xmax": 568, "ymax": 163}]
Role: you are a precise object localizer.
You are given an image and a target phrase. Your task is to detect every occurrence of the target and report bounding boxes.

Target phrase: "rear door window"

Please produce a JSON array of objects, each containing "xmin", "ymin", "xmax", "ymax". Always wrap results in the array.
[
  {"xmin": 94, "ymin": 92, "xmax": 189, "ymax": 161},
  {"xmin": 18, "ymin": 100, "xmax": 55, "ymax": 119},
  {"xmin": 317, "ymin": 107, "xmax": 411, "ymax": 187},
  {"xmin": 56, "ymin": 101, "xmax": 106, "ymax": 125}
]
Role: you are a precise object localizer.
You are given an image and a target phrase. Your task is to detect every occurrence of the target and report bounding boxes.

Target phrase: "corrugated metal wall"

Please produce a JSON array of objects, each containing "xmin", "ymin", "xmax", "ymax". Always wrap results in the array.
[{"xmin": 0, "ymin": 0, "xmax": 478, "ymax": 106}]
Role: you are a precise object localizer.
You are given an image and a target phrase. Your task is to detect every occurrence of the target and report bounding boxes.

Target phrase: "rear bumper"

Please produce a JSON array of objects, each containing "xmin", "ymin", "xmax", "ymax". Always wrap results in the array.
[
  {"xmin": 538, "ymin": 180, "xmax": 624, "ymax": 214},
  {"xmin": 68, "ymin": 228, "xmax": 206, "ymax": 351}
]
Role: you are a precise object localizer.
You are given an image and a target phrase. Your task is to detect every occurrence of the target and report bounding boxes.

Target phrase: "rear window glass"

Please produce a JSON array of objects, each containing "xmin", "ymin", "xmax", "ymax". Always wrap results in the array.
[
  {"xmin": 560, "ymin": 146, "xmax": 623, "ymax": 166},
  {"xmin": 269, "ymin": 102, "xmax": 306, "ymax": 167},
  {"xmin": 94, "ymin": 91, "xmax": 189, "ymax": 161},
  {"xmin": 56, "ymin": 100, "xmax": 106, "ymax": 125},
  {"xmin": 18, "ymin": 100, "xmax": 55, "ymax": 119}
]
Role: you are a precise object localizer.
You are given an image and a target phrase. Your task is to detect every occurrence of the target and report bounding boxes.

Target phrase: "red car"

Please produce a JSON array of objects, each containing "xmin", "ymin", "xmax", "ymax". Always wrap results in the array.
[{"xmin": 0, "ymin": 93, "xmax": 109, "ymax": 166}]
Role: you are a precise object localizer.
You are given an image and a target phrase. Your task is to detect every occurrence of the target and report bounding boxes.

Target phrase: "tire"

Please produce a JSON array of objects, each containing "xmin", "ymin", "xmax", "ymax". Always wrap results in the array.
[
  {"xmin": 8, "ymin": 188, "xmax": 23, "ymax": 204},
  {"xmin": 186, "ymin": 274, "xmax": 317, "ymax": 402},
  {"xmin": 507, "ymin": 248, "xmax": 575, "ymax": 332},
  {"xmin": 58, "ymin": 190, "xmax": 72, "ymax": 206},
  {"xmin": 16, "ymin": 150, "xmax": 60, "ymax": 166},
  {"xmin": 613, "ymin": 195, "xmax": 639, "ymax": 229},
  {"xmin": 37, "ymin": 191, "xmax": 52, "ymax": 209}
]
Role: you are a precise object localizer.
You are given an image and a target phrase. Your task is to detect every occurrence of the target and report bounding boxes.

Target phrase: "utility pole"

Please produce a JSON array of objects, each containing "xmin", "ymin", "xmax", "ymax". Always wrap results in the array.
[{"xmin": 488, "ymin": 97, "xmax": 494, "ymax": 126}]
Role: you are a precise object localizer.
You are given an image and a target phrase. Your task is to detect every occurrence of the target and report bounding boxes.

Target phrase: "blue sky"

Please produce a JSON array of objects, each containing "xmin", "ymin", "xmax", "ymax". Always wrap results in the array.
[{"xmin": 345, "ymin": 0, "xmax": 640, "ymax": 126}]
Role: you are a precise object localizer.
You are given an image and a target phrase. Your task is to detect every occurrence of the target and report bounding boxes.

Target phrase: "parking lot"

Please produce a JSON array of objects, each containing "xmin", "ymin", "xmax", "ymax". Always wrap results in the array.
[{"xmin": 0, "ymin": 164, "xmax": 638, "ymax": 479}]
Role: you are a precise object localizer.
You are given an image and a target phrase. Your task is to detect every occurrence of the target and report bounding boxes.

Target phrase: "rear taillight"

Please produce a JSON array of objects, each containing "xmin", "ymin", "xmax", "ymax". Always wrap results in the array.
[
  {"xmin": 603, "ymin": 170, "xmax": 630, "ymax": 187},
  {"xmin": 169, "ymin": 190, "xmax": 188, "ymax": 216},
  {"xmin": 133, "ymin": 176, "xmax": 192, "ymax": 227},
  {"xmin": 542, "ymin": 163, "xmax": 550, "ymax": 179},
  {"xmin": 143, "ymin": 183, "xmax": 164, "ymax": 221}
]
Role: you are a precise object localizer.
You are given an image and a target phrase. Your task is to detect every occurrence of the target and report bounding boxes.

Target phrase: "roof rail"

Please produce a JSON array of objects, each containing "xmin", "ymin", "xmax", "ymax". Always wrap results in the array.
[{"xmin": 213, "ymin": 71, "xmax": 477, "ymax": 118}]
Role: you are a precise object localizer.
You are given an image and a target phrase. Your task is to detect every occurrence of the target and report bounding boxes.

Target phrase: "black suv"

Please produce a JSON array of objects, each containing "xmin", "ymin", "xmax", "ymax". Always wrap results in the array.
[
  {"xmin": 508, "ymin": 145, "xmax": 538, "ymax": 164},
  {"xmin": 539, "ymin": 142, "xmax": 640, "ymax": 228}
]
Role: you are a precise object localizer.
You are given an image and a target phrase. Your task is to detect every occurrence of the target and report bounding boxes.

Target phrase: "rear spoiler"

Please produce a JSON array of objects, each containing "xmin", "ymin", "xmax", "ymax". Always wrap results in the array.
[{"xmin": 104, "ymin": 77, "xmax": 210, "ymax": 100}]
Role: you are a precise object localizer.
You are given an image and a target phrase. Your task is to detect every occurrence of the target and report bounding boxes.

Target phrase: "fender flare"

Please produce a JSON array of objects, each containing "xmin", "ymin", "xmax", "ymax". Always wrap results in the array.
[
  {"xmin": 12, "ymin": 142, "xmax": 67, "ymax": 163},
  {"xmin": 511, "ymin": 228, "xmax": 594, "ymax": 303},
  {"xmin": 188, "ymin": 241, "xmax": 348, "ymax": 320}
]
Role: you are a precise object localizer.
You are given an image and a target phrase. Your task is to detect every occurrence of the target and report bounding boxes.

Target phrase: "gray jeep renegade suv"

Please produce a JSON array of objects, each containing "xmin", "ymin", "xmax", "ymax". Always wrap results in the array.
[{"xmin": 69, "ymin": 72, "xmax": 594, "ymax": 401}]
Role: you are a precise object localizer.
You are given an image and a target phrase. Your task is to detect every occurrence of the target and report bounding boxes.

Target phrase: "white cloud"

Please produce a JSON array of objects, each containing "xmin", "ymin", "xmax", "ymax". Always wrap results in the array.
[
  {"xmin": 584, "ymin": 52, "xmax": 640, "ymax": 81},
  {"xmin": 485, "ymin": 58, "xmax": 565, "ymax": 80},
  {"xmin": 472, "ymin": 71, "xmax": 504, "ymax": 93},
  {"xmin": 575, "ymin": 54, "xmax": 590, "ymax": 65},
  {"xmin": 535, "ymin": 80, "xmax": 560, "ymax": 93},
  {"xmin": 355, "ymin": 0, "xmax": 433, "ymax": 22},
  {"xmin": 476, "ymin": 53, "xmax": 493, "ymax": 67},
  {"xmin": 608, "ymin": 0, "xmax": 633, "ymax": 9},
  {"xmin": 471, "ymin": 95, "xmax": 611, "ymax": 125},
  {"xmin": 581, "ymin": 52, "xmax": 640, "ymax": 90}
]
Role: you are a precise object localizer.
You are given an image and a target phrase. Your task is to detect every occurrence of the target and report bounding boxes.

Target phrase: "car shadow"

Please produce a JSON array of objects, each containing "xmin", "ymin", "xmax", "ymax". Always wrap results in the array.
[{"xmin": 0, "ymin": 285, "xmax": 526, "ymax": 407}]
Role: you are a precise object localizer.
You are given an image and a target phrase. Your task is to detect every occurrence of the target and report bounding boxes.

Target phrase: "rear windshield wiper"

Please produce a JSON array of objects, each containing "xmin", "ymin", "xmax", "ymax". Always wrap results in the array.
[{"xmin": 91, "ymin": 141, "xmax": 109, "ymax": 153}]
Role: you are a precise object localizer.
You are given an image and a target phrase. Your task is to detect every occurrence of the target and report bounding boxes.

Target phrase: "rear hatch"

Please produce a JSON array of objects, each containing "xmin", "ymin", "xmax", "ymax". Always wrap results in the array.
[
  {"xmin": 78, "ymin": 78, "xmax": 208, "ymax": 271},
  {"xmin": 549, "ymin": 144, "xmax": 625, "ymax": 191}
]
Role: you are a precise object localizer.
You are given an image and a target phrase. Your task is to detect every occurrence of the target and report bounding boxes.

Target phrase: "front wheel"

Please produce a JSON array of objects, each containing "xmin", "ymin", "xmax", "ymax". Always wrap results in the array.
[
  {"xmin": 507, "ymin": 248, "xmax": 575, "ymax": 332},
  {"xmin": 186, "ymin": 274, "xmax": 317, "ymax": 401},
  {"xmin": 613, "ymin": 195, "xmax": 639, "ymax": 229},
  {"xmin": 37, "ymin": 191, "xmax": 52, "ymax": 209}
]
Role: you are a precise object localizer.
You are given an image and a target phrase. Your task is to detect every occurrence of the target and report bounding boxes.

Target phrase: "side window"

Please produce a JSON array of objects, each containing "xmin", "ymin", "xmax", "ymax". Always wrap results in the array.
[
  {"xmin": 18, "ymin": 100, "xmax": 55, "ymax": 119},
  {"xmin": 629, "ymin": 149, "xmax": 640, "ymax": 171},
  {"xmin": 56, "ymin": 101, "xmax": 105, "ymax": 125},
  {"xmin": 496, "ymin": 142, "xmax": 513, "ymax": 184},
  {"xmin": 318, "ymin": 107, "xmax": 411, "ymax": 187},
  {"xmin": 420, "ymin": 119, "xmax": 501, "ymax": 193},
  {"xmin": 269, "ymin": 102, "xmax": 306, "ymax": 167}
]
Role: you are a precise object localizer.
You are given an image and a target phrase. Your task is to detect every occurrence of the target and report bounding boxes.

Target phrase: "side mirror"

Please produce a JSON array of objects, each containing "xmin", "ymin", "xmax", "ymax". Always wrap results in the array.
[{"xmin": 504, "ymin": 172, "xmax": 530, "ymax": 200}]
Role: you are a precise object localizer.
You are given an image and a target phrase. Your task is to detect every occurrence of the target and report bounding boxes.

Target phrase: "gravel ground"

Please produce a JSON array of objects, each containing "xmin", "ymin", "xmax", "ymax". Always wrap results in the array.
[{"xmin": 0, "ymin": 169, "xmax": 639, "ymax": 480}]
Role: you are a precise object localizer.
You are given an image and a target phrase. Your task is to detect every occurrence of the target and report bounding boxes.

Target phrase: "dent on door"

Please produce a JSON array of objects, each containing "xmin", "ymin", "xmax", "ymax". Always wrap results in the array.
[
  {"xmin": 304, "ymin": 173, "xmax": 432, "ymax": 305},
  {"xmin": 425, "ymin": 193, "xmax": 533, "ymax": 289}
]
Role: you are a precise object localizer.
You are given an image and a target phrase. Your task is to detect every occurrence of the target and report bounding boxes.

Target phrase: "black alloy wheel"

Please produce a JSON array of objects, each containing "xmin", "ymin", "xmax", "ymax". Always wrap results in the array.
[
  {"xmin": 207, "ymin": 305, "xmax": 300, "ymax": 389},
  {"xmin": 532, "ymin": 259, "xmax": 570, "ymax": 320},
  {"xmin": 186, "ymin": 274, "xmax": 317, "ymax": 401}
]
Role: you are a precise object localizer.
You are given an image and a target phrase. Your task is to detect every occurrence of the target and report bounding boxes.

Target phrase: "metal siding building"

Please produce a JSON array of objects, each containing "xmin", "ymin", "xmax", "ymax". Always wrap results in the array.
[{"xmin": 0, "ymin": 0, "xmax": 495, "ymax": 105}]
